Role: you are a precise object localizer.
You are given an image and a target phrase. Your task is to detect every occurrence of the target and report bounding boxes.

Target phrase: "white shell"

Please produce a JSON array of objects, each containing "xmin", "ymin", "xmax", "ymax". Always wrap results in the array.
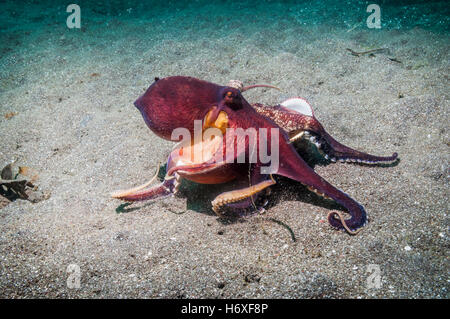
[{"xmin": 280, "ymin": 97, "xmax": 314, "ymax": 117}]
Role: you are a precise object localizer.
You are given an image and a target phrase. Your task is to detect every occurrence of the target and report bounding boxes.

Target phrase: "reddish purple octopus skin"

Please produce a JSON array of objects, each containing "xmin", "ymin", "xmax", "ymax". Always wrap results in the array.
[{"xmin": 114, "ymin": 76, "xmax": 398, "ymax": 235}]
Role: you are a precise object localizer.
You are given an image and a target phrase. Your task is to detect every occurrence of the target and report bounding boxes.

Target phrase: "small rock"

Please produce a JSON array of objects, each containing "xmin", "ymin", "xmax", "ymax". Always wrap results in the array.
[
  {"xmin": 114, "ymin": 232, "xmax": 128, "ymax": 241},
  {"xmin": 244, "ymin": 273, "xmax": 261, "ymax": 283},
  {"xmin": 143, "ymin": 251, "xmax": 153, "ymax": 261}
]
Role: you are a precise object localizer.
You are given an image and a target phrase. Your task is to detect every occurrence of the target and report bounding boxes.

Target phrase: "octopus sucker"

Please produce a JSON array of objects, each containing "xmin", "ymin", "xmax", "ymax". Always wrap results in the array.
[
  {"xmin": 212, "ymin": 176, "xmax": 276, "ymax": 215},
  {"xmin": 293, "ymin": 130, "xmax": 397, "ymax": 165},
  {"xmin": 173, "ymin": 173, "xmax": 182, "ymax": 195},
  {"xmin": 306, "ymin": 185, "xmax": 329, "ymax": 199}
]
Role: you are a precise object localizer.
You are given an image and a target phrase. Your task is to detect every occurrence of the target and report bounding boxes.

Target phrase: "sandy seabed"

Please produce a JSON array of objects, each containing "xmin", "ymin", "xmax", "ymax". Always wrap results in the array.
[{"xmin": 0, "ymin": 1, "xmax": 448, "ymax": 298}]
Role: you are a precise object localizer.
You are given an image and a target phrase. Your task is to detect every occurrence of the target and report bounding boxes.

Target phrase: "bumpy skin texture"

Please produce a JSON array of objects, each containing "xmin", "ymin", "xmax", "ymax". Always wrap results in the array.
[{"xmin": 114, "ymin": 76, "xmax": 398, "ymax": 234}]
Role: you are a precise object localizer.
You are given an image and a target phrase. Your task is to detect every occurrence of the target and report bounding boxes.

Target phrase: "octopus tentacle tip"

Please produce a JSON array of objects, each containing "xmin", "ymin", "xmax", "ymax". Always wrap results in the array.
[
  {"xmin": 241, "ymin": 84, "xmax": 281, "ymax": 92},
  {"xmin": 226, "ymin": 79, "xmax": 281, "ymax": 93},
  {"xmin": 110, "ymin": 162, "xmax": 161, "ymax": 199},
  {"xmin": 110, "ymin": 174, "xmax": 157, "ymax": 199},
  {"xmin": 327, "ymin": 211, "xmax": 363, "ymax": 235}
]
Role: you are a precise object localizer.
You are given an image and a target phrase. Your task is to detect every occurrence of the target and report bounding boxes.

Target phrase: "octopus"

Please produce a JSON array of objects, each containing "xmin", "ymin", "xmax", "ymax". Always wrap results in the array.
[{"xmin": 111, "ymin": 76, "xmax": 398, "ymax": 235}]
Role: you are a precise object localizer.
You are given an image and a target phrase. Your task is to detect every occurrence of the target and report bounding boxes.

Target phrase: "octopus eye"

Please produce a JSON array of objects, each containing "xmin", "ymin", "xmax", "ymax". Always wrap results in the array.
[
  {"xmin": 223, "ymin": 91, "xmax": 235, "ymax": 101},
  {"xmin": 222, "ymin": 89, "xmax": 242, "ymax": 109}
]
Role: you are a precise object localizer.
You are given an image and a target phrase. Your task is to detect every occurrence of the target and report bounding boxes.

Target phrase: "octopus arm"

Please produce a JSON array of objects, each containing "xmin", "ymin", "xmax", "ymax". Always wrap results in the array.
[{"xmin": 277, "ymin": 141, "xmax": 367, "ymax": 234}]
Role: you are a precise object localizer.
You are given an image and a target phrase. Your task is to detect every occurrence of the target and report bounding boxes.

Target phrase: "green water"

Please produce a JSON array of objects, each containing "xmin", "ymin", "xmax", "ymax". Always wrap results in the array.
[{"xmin": 1, "ymin": 1, "xmax": 449, "ymax": 33}]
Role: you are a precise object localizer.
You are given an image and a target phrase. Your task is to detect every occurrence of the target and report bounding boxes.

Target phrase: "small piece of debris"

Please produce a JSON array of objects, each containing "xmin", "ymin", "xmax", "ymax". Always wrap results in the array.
[
  {"xmin": 114, "ymin": 232, "xmax": 128, "ymax": 241},
  {"xmin": 244, "ymin": 273, "xmax": 261, "ymax": 283},
  {"xmin": 143, "ymin": 251, "xmax": 153, "ymax": 261},
  {"xmin": 0, "ymin": 162, "xmax": 45, "ymax": 205},
  {"xmin": 346, "ymin": 48, "xmax": 388, "ymax": 57},
  {"xmin": 388, "ymin": 57, "xmax": 402, "ymax": 63},
  {"xmin": 18, "ymin": 166, "xmax": 39, "ymax": 182},
  {"xmin": 1, "ymin": 163, "xmax": 14, "ymax": 180},
  {"xmin": 4, "ymin": 112, "xmax": 18, "ymax": 119}
]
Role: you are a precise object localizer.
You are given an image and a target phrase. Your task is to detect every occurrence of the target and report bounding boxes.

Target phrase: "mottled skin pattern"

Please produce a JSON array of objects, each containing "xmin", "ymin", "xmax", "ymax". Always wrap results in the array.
[{"xmin": 111, "ymin": 76, "xmax": 398, "ymax": 235}]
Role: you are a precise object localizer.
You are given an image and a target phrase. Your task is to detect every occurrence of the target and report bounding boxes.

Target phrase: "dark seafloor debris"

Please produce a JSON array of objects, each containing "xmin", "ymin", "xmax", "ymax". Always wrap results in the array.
[
  {"xmin": 0, "ymin": 162, "xmax": 50, "ymax": 208},
  {"xmin": 346, "ymin": 48, "xmax": 389, "ymax": 56},
  {"xmin": 4, "ymin": 111, "xmax": 18, "ymax": 119},
  {"xmin": 346, "ymin": 48, "xmax": 402, "ymax": 63}
]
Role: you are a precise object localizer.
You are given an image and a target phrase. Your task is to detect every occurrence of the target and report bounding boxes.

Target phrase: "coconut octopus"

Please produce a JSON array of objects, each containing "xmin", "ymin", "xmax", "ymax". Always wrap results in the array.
[{"xmin": 111, "ymin": 76, "xmax": 398, "ymax": 235}]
